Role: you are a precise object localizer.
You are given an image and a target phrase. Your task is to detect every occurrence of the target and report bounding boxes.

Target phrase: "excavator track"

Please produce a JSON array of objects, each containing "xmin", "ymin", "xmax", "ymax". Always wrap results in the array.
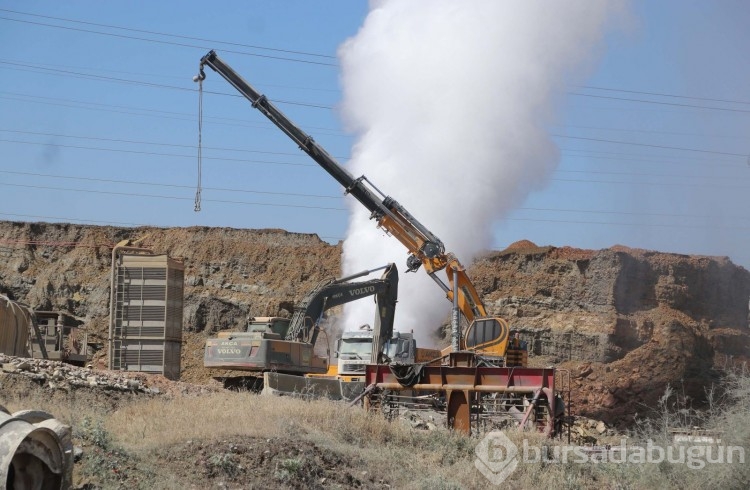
[{"xmin": 212, "ymin": 375, "xmax": 265, "ymax": 392}]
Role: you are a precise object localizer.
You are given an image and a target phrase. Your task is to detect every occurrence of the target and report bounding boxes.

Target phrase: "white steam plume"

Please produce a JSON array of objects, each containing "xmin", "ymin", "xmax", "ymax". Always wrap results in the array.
[{"xmin": 338, "ymin": 0, "xmax": 625, "ymax": 345}]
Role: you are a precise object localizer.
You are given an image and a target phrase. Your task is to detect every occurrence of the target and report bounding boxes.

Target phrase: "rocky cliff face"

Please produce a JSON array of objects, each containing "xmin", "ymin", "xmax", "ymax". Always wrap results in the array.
[
  {"xmin": 470, "ymin": 241, "xmax": 749, "ymax": 426},
  {"xmin": 1, "ymin": 222, "xmax": 748, "ymax": 427},
  {"xmin": 0, "ymin": 221, "xmax": 340, "ymax": 333}
]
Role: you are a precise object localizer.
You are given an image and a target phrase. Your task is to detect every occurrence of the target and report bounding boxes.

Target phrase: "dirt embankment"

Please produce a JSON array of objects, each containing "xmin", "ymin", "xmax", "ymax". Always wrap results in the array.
[{"xmin": 1, "ymin": 222, "xmax": 749, "ymax": 427}]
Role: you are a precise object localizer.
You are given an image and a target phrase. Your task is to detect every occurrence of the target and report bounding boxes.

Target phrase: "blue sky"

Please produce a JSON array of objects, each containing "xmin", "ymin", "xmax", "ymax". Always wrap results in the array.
[{"xmin": 1, "ymin": 1, "xmax": 749, "ymax": 269}]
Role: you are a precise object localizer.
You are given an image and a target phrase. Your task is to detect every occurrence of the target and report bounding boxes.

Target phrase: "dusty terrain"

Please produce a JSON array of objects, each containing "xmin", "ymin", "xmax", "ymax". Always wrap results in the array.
[{"xmin": 1, "ymin": 220, "xmax": 749, "ymax": 430}]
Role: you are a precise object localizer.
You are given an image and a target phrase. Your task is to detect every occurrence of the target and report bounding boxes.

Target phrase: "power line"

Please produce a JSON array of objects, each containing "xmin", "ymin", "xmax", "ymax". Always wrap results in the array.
[
  {"xmin": 8, "ymin": 56, "xmax": 750, "ymax": 117},
  {"xmin": 0, "ymin": 128, "xmax": 347, "ymax": 158},
  {"xmin": 518, "ymin": 206, "xmax": 750, "ymax": 222},
  {"xmin": 5, "ymin": 82, "xmax": 745, "ymax": 145},
  {"xmin": 559, "ymin": 124, "xmax": 747, "ymax": 141},
  {"xmin": 0, "ymin": 138, "xmax": 317, "ymax": 168},
  {"xmin": 504, "ymin": 216, "xmax": 750, "ymax": 231},
  {"xmin": 0, "ymin": 60, "xmax": 334, "ymax": 109},
  {"xmin": 0, "ymin": 57, "xmax": 339, "ymax": 92},
  {"xmin": 7, "ymin": 7, "xmax": 750, "ymax": 114},
  {"xmin": 2, "ymin": 130, "xmax": 745, "ymax": 179},
  {"xmin": 552, "ymin": 134, "xmax": 747, "ymax": 158},
  {"xmin": 0, "ymin": 182, "xmax": 347, "ymax": 211},
  {"xmin": 556, "ymin": 168, "xmax": 749, "ymax": 182},
  {"xmin": 560, "ymin": 148, "xmax": 739, "ymax": 165},
  {"xmin": 0, "ymin": 212, "xmax": 343, "ymax": 241},
  {"xmin": 0, "ymin": 212, "xmax": 146, "ymax": 227},
  {"xmin": 0, "ymin": 169, "xmax": 342, "ymax": 200},
  {"xmin": 549, "ymin": 176, "xmax": 746, "ymax": 189},
  {"xmin": 2, "ymin": 204, "xmax": 747, "ymax": 236},
  {"xmin": 2, "ymin": 126, "xmax": 742, "ymax": 174},
  {"xmin": 579, "ymin": 85, "xmax": 750, "ymax": 107},
  {"xmin": 4, "ymin": 171, "xmax": 749, "ymax": 220},
  {"xmin": 0, "ymin": 239, "xmax": 114, "ymax": 248},
  {"xmin": 569, "ymin": 92, "xmax": 750, "ymax": 114},
  {"xmin": 3, "ymin": 137, "xmax": 747, "ymax": 187},
  {"xmin": 0, "ymin": 93, "xmax": 347, "ymax": 138},
  {"xmin": 0, "ymin": 16, "xmax": 337, "ymax": 67},
  {"xmin": 6, "ymin": 166, "xmax": 748, "ymax": 204},
  {"xmin": 6, "ymin": 55, "xmax": 750, "ymax": 124},
  {"xmin": 3, "ymin": 12, "xmax": 749, "ymax": 120},
  {"xmin": 0, "ymin": 8, "xmax": 336, "ymax": 60}
]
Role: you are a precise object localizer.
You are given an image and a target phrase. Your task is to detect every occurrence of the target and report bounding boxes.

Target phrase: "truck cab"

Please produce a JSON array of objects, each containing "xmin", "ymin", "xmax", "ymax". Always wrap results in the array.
[{"xmin": 336, "ymin": 326, "xmax": 415, "ymax": 379}]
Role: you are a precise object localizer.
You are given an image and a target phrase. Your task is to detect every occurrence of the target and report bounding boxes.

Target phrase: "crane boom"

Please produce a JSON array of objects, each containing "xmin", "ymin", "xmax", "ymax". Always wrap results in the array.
[{"xmin": 196, "ymin": 50, "xmax": 500, "ymax": 340}]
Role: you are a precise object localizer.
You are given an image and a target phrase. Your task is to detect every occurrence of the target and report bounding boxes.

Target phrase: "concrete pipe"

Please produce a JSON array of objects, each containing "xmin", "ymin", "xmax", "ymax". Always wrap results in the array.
[{"xmin": 0, "ymin": 405, "xmax": 73, "ymax": 490}]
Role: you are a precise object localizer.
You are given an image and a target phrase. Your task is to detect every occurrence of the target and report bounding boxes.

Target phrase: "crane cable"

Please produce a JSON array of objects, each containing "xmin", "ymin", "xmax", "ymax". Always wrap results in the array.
[{"xmin": 194, "ymin": 69, "xmax": 205, "ymax": 211}]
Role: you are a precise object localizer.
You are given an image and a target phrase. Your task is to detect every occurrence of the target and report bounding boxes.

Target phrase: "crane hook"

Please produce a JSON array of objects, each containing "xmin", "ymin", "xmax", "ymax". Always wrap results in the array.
[{"xmin": 193, "ymin": 67, "xmax": 206, "ymax": 83}]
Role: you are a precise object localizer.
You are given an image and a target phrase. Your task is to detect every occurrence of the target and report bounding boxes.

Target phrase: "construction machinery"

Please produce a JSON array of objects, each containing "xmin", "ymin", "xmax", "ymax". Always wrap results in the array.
[
  {"xmin": 195, "ymin": 51, "xmax": 525, "ymax": 367},
  {"xmin": 191, "ymin": 52, "xmax": 570, "ymax": 435},
  {"xmin": 30, "ymin": 311, "xmax": 93, "ymax": 366},
  {"xmin": 203, "ymin": 264, "xmax": 404, "ymax": 388},
  {"xmin": 335, "ymin": 326, "xmax": 441, "ymax": 379}
]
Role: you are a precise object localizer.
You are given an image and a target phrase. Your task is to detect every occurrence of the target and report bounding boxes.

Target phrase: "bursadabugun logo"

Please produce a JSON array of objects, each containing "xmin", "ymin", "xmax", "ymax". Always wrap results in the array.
[{"xmin": 474, "ymin": 430, "xmax": 519, "ymax": 485}]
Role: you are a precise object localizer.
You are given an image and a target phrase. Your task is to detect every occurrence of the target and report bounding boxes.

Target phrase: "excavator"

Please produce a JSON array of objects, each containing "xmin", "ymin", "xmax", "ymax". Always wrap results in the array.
[
  {"xmin": 195, "ymin": 51, "xmax": 526, "ymax": 368},
  {"xmin": 203, "ymin": 263, "xmax": 404, "ymax": 391}
]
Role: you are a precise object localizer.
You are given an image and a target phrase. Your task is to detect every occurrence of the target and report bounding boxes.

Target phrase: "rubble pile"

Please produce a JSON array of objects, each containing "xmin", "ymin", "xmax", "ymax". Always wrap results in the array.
[{"xmin": 0, "ymin": 354, "xmax": 220, "ymax": 397}]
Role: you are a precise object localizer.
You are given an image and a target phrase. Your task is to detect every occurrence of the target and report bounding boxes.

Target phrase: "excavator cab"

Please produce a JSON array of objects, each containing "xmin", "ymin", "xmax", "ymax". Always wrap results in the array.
[
  {"xmin": 464, "ymin": 318, "xmax": 528, "ymax": 367},
  {"xmin": 245, "ymin": 317, "xmax": 290, "ymax": 338},
  {"xmin": 464, "ymin": 317, "xmax": 510, "ymax": 357}
]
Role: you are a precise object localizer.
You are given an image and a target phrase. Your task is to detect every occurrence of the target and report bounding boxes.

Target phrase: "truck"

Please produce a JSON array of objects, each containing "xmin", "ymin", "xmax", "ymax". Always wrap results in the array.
[
  {"xmin": 335, "ymin": 326, "xmax": 441, "ymax": 379},
  {"xmin": 195, "ymin": 51, "xmax": 527, "ymax": 367}
]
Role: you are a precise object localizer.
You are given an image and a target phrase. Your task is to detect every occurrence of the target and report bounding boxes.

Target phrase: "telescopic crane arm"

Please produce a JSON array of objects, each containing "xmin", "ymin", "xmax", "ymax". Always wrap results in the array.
[{"xmin": 197, "ymin": 50, "xmax": 488, "ymax": 326}]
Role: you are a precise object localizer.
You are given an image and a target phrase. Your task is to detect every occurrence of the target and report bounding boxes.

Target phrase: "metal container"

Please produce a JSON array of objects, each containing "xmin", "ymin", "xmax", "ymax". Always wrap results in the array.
[{"xmin": 109, "ymin": 249, "xmax": 184, "ymax": 379}]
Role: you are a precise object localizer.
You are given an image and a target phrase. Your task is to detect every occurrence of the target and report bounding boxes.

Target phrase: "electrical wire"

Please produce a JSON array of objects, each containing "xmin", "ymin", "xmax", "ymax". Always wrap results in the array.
[
  {"xmin": 569, "ymin": 92, "xmax": 750, "ymax": 114},
  {"xmin": 0, "ymin": 16, "xmax": 338, "ymax": 67},
  {"xmin": 0, "ymin": 93, "xmax": 346, "ymax": 138},
  {"xmin": 552, "ymin": 134, "xmax": 747, "ymax": 158},
  {"xmin": 0, "ymin": 170, "xmax": 342, "ymax": 199},
  {"xmin": 2, "ymin": 173, "xmax": 748, "ymax": 219},
  {"xmin": 0, "ymin": 212, "xmax": 146, "ymax": 227},
  {"xmin": 0, "ymin": 60, "xmax": 334, "ymax": 109},
  {"xmin": 8, "ymin": 8, "xmax": 750, "ymax": 111},
  {"xmin": 503, "ymin": 216, "xmax": 750, "ymax": 231},
  {"xmin": 0, "ymin": 8, "xmax": 336, "ymax": 59},
  {"xmin": 0, "ymin": 138, "xmax": 316, "ymax": 167},
  {"xmin": 0, "ymin": 212, "xmax": 343, "ymax": 242},
  {"xmin": 579, "ymin": 85, "xmax": 750, "ymax": 107},
  {"xmin": 0, "ymin": 182, "xmax": 347, "ymax": 211},
  {"xmin": 0, "ymin": 128, "xmax": 344, "ymax": 157},
  {"xmin": 0, "ymin": 239, "xmax": 114, "ymax": 248}
]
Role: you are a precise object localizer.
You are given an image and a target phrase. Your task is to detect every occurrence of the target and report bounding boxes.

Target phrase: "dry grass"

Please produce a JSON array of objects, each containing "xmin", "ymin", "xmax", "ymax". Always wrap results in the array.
[{"xmin": 4, "ymin": 373, "xmax": 749, "ymax": 489}]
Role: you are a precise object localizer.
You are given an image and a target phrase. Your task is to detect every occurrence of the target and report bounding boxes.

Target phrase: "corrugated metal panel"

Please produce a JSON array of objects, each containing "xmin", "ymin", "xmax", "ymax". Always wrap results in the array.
[
  {"xmin": 0, "ymin": 294, "xmax": 31, "ymax": 356},
  {"xmin": 109, "ymin": 252, "xmax": 184, "ymax": 379},
  {"xmin": 120, "ymin": 339, "xmax": 181, "ymax": 380}
]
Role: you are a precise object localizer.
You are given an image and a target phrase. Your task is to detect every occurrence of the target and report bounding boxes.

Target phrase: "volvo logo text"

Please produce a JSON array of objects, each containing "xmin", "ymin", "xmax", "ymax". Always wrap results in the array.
[{"xmin": 349, "ymin": 286, "xmax": 376, "ymax": 296}]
